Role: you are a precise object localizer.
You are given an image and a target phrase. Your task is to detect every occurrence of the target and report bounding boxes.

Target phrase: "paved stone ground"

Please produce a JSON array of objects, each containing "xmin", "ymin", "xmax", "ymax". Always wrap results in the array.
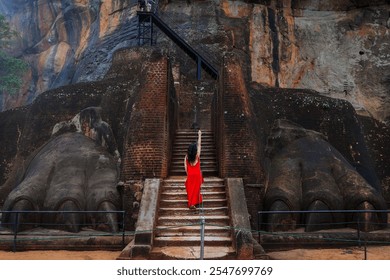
[
  {"xmin": 267, "ymin": 246, "xmax": 390, "ymax": 260},
  {"xmin": 0, "ymin": 246, "xmax": 389, "ymax": 260}
]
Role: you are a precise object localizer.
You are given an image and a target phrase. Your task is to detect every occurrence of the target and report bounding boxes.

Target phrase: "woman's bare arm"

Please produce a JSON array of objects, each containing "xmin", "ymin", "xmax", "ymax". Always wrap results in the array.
[
  {"xmin": 197, "ymin": 130, "xmax": 201, "ymax": 158},
  {"xmin": 184, "ymin": 155, "xmax": 188, "ymax": 174}
]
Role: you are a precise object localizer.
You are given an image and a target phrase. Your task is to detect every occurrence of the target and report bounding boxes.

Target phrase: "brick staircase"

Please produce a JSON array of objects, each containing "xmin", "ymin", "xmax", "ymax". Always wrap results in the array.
[
  {"xmin": 169, "ymin": 129, "xmax": 218, "ymax": 176},
  {"xmin": 149, "ymin": 129, "xmax": 235, "ymax": 259}
]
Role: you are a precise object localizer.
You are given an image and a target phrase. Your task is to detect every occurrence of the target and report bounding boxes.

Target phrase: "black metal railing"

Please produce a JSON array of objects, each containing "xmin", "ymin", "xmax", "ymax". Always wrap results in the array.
[
  {"xmin": 136, "ymin": 0, "xmax": 219, "ymax": 80},
  {"xmin": 257, "ymin": 209, "xmax": 390, "ymax": 259},
  {"xmin": 0, "ymin": 210, "xmax": 127, "ymax": 252}
]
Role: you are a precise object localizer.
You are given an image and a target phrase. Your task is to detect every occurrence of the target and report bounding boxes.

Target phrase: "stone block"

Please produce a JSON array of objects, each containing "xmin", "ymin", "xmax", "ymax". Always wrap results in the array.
[{"xmin": 226, "ymin": 178, "xmax": 254, "ymax": 259}]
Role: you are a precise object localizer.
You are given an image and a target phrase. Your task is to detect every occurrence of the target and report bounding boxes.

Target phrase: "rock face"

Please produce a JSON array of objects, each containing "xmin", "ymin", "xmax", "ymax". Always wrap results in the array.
[
  {"xmin": 2, "ymin": 132, "xmax": 121, "ymax": 233},
  {"xmin": 221, "ymin": 0, "xmax": 390, "ymax": 122},
  {"xmin": 1, "ymin": 0, "xmax": 389, "ymax": 122},
  {"xmin": 0, "ymin": 0, "xmax": 139, "ymax": 110},
  {"xmin": 263, "ymin": 119, "xmax": 387, "ymax": 232},
  {"xmin": 0, "ymin": 1, "xmax": 389, "ymax": 236},
  {"xmin": 0, "ymin": 47, "xmax": 170, "ymax": 232},
  {"xmin": 1, "ymin": 107, "xmax": 122, "ymax": 233}
]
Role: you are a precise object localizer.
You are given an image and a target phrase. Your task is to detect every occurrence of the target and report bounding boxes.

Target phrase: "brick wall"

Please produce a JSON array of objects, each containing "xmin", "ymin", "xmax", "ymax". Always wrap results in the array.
[
  {"xmin": 121, "ymin": 52, "xmax": 177, "ymax": 181},
  {"xmin": 177, "ymin": 76, "xmax": 215, "ymax": 130},
  {"xmin": 212, "ymin": 53, "xmax": 266, "ymax": 229},
  {"xmin": 214, "ymin": 53, "xmax": 265, "ymax": 184}
]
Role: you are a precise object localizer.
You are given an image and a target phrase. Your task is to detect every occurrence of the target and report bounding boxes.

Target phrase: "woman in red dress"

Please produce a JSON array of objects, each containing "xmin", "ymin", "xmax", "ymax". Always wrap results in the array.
[{"xmin": 184, "ymin": 130, "xmax": 203, "ymax": 210}]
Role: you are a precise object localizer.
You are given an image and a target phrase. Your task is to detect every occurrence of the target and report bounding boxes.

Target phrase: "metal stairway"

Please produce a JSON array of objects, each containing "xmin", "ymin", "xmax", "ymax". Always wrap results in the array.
[{"xmin": 137, "ymin": 10, "xmax": 219, "ymax": 79}]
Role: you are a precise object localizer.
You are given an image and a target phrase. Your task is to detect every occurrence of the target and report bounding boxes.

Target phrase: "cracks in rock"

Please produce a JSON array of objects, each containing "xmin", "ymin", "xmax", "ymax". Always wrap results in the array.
[{"xmin": 189, "ymin": 246, "xmax": 196, "ymax": 258}]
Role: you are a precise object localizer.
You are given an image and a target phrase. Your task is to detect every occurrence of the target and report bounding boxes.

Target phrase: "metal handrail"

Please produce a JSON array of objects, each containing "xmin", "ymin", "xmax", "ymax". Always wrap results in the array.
[
  {"xmin": 257, "ymin": 209, "xmax": 389, "ymax": 260},
  {"xmin": 0, "ymin": 210, "xmax": 126, "ymax": 252},
  {"xmin": 257, "ymin": 209, "xmax": 389, "ymax": 233},
  {"xmin": 136, "ymin": 0, "xmax": 219, "ymax": 79}
]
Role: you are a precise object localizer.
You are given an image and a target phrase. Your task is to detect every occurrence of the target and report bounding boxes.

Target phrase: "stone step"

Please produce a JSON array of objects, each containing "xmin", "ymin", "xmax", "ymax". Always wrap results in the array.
[
  {"xmin": 173, "ymin": 141, "xmax": 214, "ymax": 145},
  {"xmin": 149, "ymin": 246, "xmax": 236, "ymax": 260},
  {"xmin": 172, "ymin": 158, "xmax": 216, "ymax": 162},
  {"xmin": 162, "ymin": 184, "xmax": 223, "ymax": 189},
  {"xmin": 154, "ymin": 236, "xmax": 232, "ymax": 247},
  {"xmin": 171, "ymin": 159, "xmax": 216, "ymax": 165},
  {"xmin": 171, "ymin": 155, "xmax": 216, "ymax": 160},
  {"xmin": 170, "ymin": 169, "xmax": 218, "ymax": 176},
  {"xmin": 173, "ymin": 143, "xmax": 214, "ymax": 148},
  {"xmin": 174, "ymin": 135, "xmax": 214, "ymax": 139},
  {"xmin": 162, "ymin": 186, "xmax": 225, "ymax": 193},
  {"xmin": 171, "ymin": 164, "xmax": 218, "ymax": 173},
  {"xmin": 155, "ymin": 225, "xmax": 231, "ymax": 237},
  {"xmin": 163, "ymin": 181, "xmax": 224, "ymax": 188},
  {"xmin": 175, "ymin": 131, "xmax": 213, "ymax": 135},
  {"xmin": 158, "ymin": 215, "xmax": 230, "ymax": 226},
  {"xmin": 173, "ymin": 139, "xmax": 214, "ymax": 143},
  {"xmin": 164, "ymin": 177, "xmax": 223, "ymax": 183},
  {"xmin": 173, "ymin": 147, "xmax": 216, "ymax": 152},
  {"xmin": 171, "ymin": 161, "xmax": 217, "ymax": 168},
  {"xmin": 161, "ymin": 191, "xmax": 226, "ymax": 200},
  {"xmin": 160, "ymin": 199, "xmax": 227, "ymax": 208},
  {"xmin": 159, "ymin": 207, "xmax": 228, "ymax": 216},
  {"xmin": 171, "ymin": 153, "xmax": 216, "ymax": 158},
  {"xmin": 173, "ymin": 142, "xmax": 214, "ymax": 146},
  {"xmin": 172, "ymin": 142, "xmax": 214, "ymax": 146},
  {"xmin": 175, "ymin": 130, "xmax": 213, "ymax": 135}
]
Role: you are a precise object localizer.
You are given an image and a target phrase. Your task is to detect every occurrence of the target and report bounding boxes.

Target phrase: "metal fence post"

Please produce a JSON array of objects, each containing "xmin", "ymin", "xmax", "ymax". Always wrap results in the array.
[
  {"xmin": 257, "ymin": 211, "xmax": 262, "ymax": 244},
  {"xmin": 357, "ymin": 215, "xmax": 361, "ymax": 248},
  {"xmin": 122, "ymin": 211, "xmax": 126, "ymax": 249},
  {"xmin": 200, "ymin": 216, "xmax": 205, "ymax": 260},
  {"xmin": 13, "ymin": 212, "xmax": 19, "ymax": 252}
]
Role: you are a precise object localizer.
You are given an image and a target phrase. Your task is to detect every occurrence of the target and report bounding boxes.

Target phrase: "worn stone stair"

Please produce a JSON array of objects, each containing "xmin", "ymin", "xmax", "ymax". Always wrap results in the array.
[
  {"xmin": 149, "ymin": 176, "xmax": 235, "ymax": 259},
  {"xmin": 170, "ymin": 130, "xmax": 218, "ymax": 176}
]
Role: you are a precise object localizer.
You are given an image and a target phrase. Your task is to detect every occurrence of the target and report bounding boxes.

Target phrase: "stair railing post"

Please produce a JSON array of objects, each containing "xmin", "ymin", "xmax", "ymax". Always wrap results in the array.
[
  {"xmin": 200, "ymin": 216, "xmax": 205, "ymax": 260},
  {"xmin": 13, "ymin": 211, "xmax": 19, "ymax": 252},
  {"xmin": 357, "ymin": 214, "xmax": 361, "ymax": 248},
  {"xmin": 150, "ymin": 16, "xmax": 154, "ymax": 46},
  {"xmin": 122, "ymin": 210, "xmax": 126, "ymax": 249},
  {"xmin": 197, "ymin": 56, "xmax": 201, "ymax": 80}
]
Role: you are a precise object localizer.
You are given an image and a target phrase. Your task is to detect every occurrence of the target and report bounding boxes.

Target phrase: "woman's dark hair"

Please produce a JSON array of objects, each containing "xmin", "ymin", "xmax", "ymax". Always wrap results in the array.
[{"xmin": 187, "ymin": 142, "xmax": 197, "ymax": 163}]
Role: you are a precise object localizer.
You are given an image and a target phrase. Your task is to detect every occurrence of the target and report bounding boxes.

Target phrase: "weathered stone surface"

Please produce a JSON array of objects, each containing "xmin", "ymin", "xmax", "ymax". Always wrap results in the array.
[
  {"xmin": 249, "ymin": 85, "xmax": 386, "ymax": 194},
  {"xmin": 0, "ymin": 107, "xmax": 28, "ymax": 187},
  {"xmin": 0, "ymin": 0, "xmax": 139, "ymax": 110},
  {"xmin": 2, "ymin": 0, "xmax": 388, "ymax": 123},
  {"xmin": 226, "ymin": 178, "xmax": 254, "ymax": 259},
  {"xmin": 263, "ymin": 119, "xmax": 387, "ymax": 232},
  {"xmin": 1, "ymin": 107, "xmax": 122, "ymax": 233},
  {"xmin": 222, "ymin": 55, "xmax": 390, "ymax": 230},
  {"xmin": 0, "ymin": 47, "xmax": 165, "ymax": 235},
  {"xmin": 221, "ymin": 0, "xmax": 390, "ymax": 121},
  {"xmin": 2, "ymin": 132, "xmax": 120, "ymax": 232},
  {"xmin": 134, "ymin": 178, "xmax": 161, "ymax": 245}
]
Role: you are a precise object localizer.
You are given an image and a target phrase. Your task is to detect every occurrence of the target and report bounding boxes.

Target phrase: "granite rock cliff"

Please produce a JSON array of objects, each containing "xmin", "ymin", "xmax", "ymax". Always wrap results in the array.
[{"xmin": 1, "ymin": 0, "xmax": 389, "ymax": 123}]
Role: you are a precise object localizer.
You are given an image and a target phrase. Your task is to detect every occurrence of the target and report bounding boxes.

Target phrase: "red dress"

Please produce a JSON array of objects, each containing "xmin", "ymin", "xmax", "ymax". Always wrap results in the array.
[{"xmin": 185, "ymin": 157, "xmax": 204, "ymax": 208}]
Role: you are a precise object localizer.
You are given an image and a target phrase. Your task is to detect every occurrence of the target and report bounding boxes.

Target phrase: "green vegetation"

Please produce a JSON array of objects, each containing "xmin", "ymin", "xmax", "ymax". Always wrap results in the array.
[{"xmin": 0, "ymin": 14, "xmax": 28, "ymax": 95}]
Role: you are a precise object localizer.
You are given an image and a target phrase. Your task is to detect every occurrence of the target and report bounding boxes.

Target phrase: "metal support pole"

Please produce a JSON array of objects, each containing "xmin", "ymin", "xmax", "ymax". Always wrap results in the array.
[
  {"xmin": 122, "ymin": 211, "xmax": 126, "ymax": 249},
  {"xmin": 364, "ymin": 235, "xmax": 367, "ymax": 260},
  {"xmin": 257, "ymin": 213, "xmax": 261, "ymax": 244},
  {"xmin": 138, "ymin": 19, "xmax": 142, "ymax": 46},
  {"xmin": 200, "ymin": 216, "xmax": 205, "ymax": 260},
  {"xmin": 197, "ymin": 56, "xmax": 201, "ymax": 80},
  {"xmin": 150, "ymin": 16, "xmax": 154, "ymax": 46},
  {"xmin": 13, "ymin": 212, "xmax": 19, "ymax": 252},
  {"xmin": 357, "ymin": 216, "xmax": 361, "ymax": 248}
]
